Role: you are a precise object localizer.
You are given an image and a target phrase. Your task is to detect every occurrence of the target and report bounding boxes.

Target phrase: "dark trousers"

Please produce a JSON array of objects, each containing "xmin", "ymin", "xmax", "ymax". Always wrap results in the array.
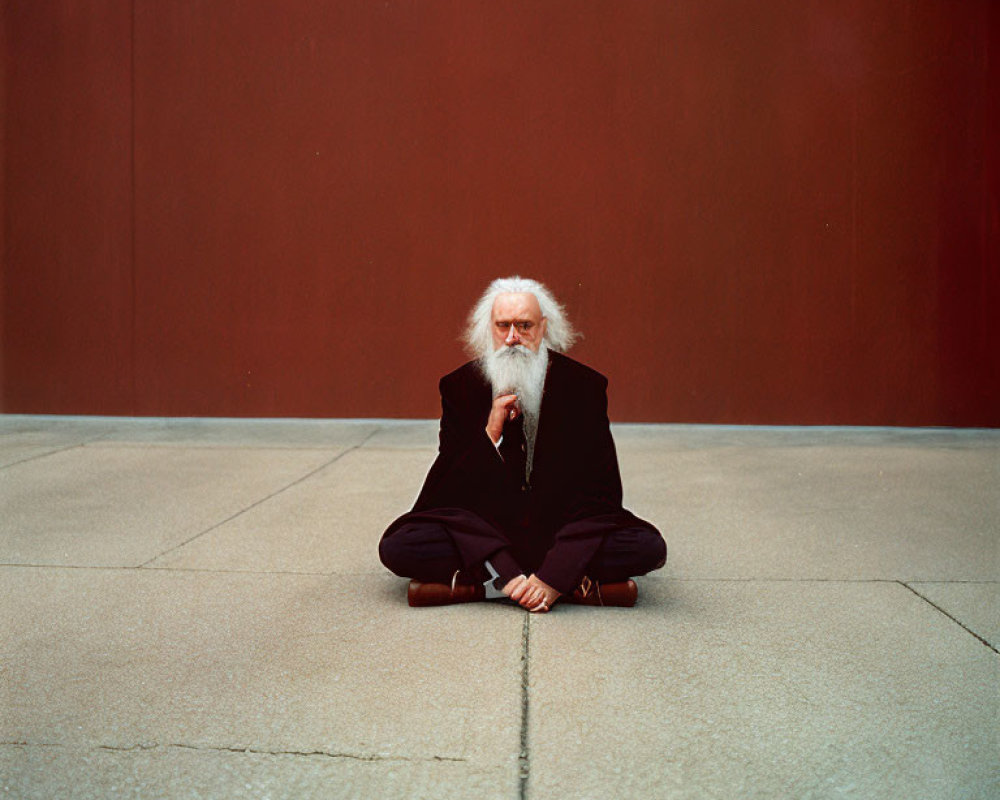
[{"xmin": 379, "ymin": 513, "xmax": 666, "ymax": 590}]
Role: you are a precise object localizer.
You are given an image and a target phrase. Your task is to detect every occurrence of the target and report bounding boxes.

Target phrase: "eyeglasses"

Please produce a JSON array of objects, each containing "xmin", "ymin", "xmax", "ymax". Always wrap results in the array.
[{"xmin": 494, "ymin": 320, "xmax": 536, "ymax": 334}]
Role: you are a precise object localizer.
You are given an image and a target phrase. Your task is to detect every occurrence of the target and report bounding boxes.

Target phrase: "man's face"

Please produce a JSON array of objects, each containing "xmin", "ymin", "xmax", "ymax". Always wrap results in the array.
[{"xmin": 491, "ymin": 292, "xmax": 547, "ymax": 353}]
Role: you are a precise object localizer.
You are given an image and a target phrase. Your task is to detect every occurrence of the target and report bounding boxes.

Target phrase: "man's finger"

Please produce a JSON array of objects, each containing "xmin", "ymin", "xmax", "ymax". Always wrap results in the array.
[{"xmin": 509, "ymin": 578, "xmax": 529, "ymax": 602}]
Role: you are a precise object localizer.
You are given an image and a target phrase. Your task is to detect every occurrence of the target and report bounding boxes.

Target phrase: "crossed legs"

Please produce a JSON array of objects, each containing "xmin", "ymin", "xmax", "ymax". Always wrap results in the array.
[{"xmin": 379, "ymin": 516, "xmax": 666, "ymax": 610}]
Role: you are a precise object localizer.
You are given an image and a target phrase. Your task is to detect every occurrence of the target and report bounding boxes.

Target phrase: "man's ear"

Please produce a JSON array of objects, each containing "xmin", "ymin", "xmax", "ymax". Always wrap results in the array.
[{"xmin": 539, "ymin": 317, "xmax": 548, "ymax": 343}]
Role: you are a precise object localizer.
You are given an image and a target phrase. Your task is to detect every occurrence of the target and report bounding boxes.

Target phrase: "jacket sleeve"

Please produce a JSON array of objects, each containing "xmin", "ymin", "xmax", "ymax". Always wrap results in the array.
[
  {"xmin": 561, "ymin": 374, "xmax": 625, "ymax": 522},
  {"xmin": 412, "ymin": 375, "xmax": 507, "ymax": 512}
]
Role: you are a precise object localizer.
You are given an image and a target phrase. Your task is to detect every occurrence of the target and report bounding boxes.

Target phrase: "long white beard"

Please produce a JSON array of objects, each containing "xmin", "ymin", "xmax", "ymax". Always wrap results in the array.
[{"xmin": 482, "ymin": 344, "xmax": 549, "ymax": 480}]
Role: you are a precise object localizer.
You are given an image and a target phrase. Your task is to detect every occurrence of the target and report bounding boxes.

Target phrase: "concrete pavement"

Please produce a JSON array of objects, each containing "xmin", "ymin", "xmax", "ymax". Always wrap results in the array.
[{"xmin": 1, "ymin": 416, "xmax": 997, "ymax": 798}]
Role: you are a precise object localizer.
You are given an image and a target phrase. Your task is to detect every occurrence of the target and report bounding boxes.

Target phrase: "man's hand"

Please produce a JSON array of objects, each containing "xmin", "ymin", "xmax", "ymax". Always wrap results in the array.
[
  {"xmin": 486, "ymin": 393, "xmax": 519, "ymax": 444},
  {"xmin": 504, "ymin": 574, "xmax": 561, "ymax": 613}
]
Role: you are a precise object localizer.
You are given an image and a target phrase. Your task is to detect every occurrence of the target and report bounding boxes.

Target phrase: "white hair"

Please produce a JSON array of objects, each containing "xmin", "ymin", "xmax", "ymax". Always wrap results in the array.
[{"xmin": 463, "ymin": 276, "xmax": 578, "ymax": 358}]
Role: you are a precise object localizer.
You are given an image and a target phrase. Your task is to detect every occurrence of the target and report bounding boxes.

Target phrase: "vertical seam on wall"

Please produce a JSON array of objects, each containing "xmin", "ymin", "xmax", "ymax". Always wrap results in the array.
[
  {"xmin": 129, "ymin": 0, "xmax": 137, "ymax": 414},
  {"xmin": 979, "ymin": 1, "xmax": 989, "ymax": 357},
  {"xmin": 850, "ymin": 90, "xmax": 858, "ymax": 327},
  {"xmin": 0, "ymin": 6, "xmax": 7, "ymax": 412}
]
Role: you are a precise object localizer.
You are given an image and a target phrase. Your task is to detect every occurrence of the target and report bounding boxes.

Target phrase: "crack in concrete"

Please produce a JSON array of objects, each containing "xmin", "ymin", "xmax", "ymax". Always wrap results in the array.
[
  {"xmin": 2, "ymin": 741, "xmax": 463, "ymax": 762},
  {"xmin": 140, "ymin": 427, "xmax": 382, "ymax": 567},
  {"xmin": 0, "ymin": 741, "xmax": 61, "ymax": 748},
  {"xmin": 518, "ymin": 613, "xmax": 531, "ymax": 800},
  {"xmin": 102, "ymin": 743, "xmax": 465, "ymax": 762},
  {"xmin": 899, "ymin": 581, "xmax": 998, "ymax": 655}
]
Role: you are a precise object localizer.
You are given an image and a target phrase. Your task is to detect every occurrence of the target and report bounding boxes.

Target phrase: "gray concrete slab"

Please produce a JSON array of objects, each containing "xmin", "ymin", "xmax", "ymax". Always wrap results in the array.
[
  {"xmin": 0, "ymin": 415, "xmax": 378, "ymax": 453},
  {"xmin": 0, "ymin": 745, "xmax": 495, "ymax": 800},
  {"xmin": 0, "ymin": 445, "xmax": 342, "ymax": 566},
  {"xmin": 2, "ymin": 417, "xmax": 997, "ymax": 799},
  {"xmin": 0, "ymin": 435, "xmax": 88, "ymax": 470},
  {"xmin": 0, "ymin": 417, "xmax": 123, "ymax": 468},
  {"xmin": 362, "ymin": 420, "xmax": 440, "ymax": 450},
  {"xmin": 610, "ymin": 423, "xmax": 1000, "ymax": 450},
  {"xmin": 147, "ymin": 447, "xmax": 435, "ymax": 573},
  {"xmin": 90, "ymin": 417, "xmax": 381, "ymax": 449},
  {"xmin": 619, "ymin": 440, "xmax": 999, "ymax": 581},
  {"xmin": 908, "ymin": 581, "xmax": 1000, "ymax": 651},
  {"xmin": 527, "ymin": 578, "xmax": 1000, "ymax": 799},
  {"xmin": 2, "ymin": 569, "xmax": 523, "ymax": 798},
  {"xmin": 0, "ymin": 415, "xmax": 125, "ymax": 439}
]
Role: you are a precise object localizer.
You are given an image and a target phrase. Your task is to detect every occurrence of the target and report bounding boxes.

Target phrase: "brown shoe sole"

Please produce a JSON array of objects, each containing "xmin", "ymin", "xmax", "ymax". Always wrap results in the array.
[
  {"xmin": 565, "ymin": 579, "xmax": 638, "ymax": 607},
  {"xmin": 407, "ymin": 580, "xmax": 486, "ymax": 607}
]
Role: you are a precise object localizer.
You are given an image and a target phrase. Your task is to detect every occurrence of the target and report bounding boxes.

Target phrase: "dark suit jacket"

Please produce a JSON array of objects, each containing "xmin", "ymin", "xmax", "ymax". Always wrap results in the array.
[{"xmin": 388, "ymin": 351, "xmax": 655, "ymax": 591}]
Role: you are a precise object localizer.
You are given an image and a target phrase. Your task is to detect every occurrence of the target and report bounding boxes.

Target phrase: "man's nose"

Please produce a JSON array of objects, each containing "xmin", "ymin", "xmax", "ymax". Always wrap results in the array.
[{"xmin": 505, "ymin": 324, "xmax": 520, "ymax": 345}]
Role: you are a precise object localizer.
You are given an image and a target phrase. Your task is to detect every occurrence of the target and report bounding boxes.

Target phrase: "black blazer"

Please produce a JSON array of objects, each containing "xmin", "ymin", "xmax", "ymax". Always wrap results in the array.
[{"xmin": 409, "ymin": 350, "xmax": 640, "ymax": 571}]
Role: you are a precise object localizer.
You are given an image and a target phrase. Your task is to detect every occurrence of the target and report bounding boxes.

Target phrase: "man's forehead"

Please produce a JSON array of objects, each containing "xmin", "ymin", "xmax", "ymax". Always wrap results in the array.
[{"xmin": 491, "ymin": 292, "xmax": 542, "ymax": 319}]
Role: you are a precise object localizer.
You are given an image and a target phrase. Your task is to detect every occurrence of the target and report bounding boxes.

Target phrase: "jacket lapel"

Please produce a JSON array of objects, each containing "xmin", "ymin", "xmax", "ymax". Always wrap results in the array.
[{"xmin": 530, "ymin": 352, "xmax": 564, "ymax": 480}]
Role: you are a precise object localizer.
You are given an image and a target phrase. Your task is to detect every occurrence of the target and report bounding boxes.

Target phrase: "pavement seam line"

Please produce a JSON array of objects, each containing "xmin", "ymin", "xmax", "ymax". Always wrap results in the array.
[
  {"xmin": 898, "ymin": 581, "xmax": 999, "ymax": 655},
  {"xmin": 0, "ymin": 442, "xmax": 90, "ymax": 471},
  {"xmin": 139, "ymin": 429, "xmax": 382, "ymax": 568},
  {"xmin": 519, "ymin": 613, "xmax": 531, "ymax": 800},
  {"xmin": 0, "ymin": 426, "xmax": 132, "ymax": 472}
]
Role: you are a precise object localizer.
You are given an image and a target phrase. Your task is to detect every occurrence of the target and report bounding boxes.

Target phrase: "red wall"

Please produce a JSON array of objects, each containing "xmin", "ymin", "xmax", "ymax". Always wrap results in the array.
[{"xmin": 3, "ymin": 1, "xmax": 998, "ymax": 425}]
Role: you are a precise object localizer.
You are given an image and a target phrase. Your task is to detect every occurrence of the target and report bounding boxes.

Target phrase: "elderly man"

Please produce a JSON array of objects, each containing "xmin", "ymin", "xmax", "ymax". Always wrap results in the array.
[{"xmin": 379, "ymin": 277, "xmax": 666, "ymax": 612}]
